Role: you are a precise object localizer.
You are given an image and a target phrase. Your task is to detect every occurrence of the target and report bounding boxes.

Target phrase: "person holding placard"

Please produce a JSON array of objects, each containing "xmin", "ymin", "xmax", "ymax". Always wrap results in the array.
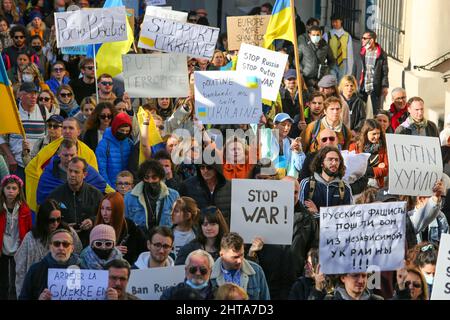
[
  {"xmin": 395, "ymin": 97, "xmax": 439, "ymax": 137},
  {"xmin": 393, "ymin": 267, "xmax": 428, "ymax": 300},
  {"xmin": 105, "ymin": 259, "xmax": 140, "ymax": 300}
]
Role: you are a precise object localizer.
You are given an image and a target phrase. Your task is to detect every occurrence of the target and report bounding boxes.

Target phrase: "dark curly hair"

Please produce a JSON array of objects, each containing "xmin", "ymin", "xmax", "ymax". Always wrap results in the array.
[
  {"xmin": 137, "ymin": 159, "xmax": 166, "ymax": 181},
  {"xmin": 310, "ymin": 146, "xmax": 346, "ymax": 178}
]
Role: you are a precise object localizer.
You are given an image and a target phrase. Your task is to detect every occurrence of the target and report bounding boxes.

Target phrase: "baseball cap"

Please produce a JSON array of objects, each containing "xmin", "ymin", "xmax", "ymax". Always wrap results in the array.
[
  {"xmin": 284, "ymin": 69, "xmax": 297, "ymax": 80},
  {"xmin": 273, "ymin": 113, "xmax": 294, "ymax": 124},
  {"xmin": 20, "ymin": 82, "xmax": 39, "ymax": 93},
  {"xmin": 46, "ymin": 114, "xmax": 64, "ymax": 124}
]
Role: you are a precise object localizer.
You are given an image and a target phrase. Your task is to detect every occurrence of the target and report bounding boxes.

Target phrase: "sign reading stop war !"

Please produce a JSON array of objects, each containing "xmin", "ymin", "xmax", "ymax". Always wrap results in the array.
[
  {"xmin": 122, "ymin": 54, "xmax": 189, "ymax": 98},
  {"xmin": 386, "ymin": 134, "xmax": 443, "ymax": 196},
  {"xmin": 227, "ymin": 15, "xmax": 270, "ymax": 51},
  {"xmin": 236, "ymin": 43, "xmax": 288, "ymax": 102},
  {"xmin": 194, "ymin": 71, "xmax": 262, "ymax": 125},
  {"xmin": 319, "ymin": 202, "xmax": 406, "ymax": 274},
  {"xmin": 139, "ymin": 17, "xmax": 220, "ymax": 59},
  {"xmin": 230, "ymin": 179, "xmax": 294, "ymax": 245},
  {"xmin": 55, "ymin": 7, "xmax": 128, "ymax": 48}
]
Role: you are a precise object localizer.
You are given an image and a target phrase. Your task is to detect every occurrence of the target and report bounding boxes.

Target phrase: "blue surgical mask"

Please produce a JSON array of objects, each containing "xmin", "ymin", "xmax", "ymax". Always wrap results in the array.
[
  {"xmin": 311, "ymin": 35, "xmax": 321, "ymax": 44},
  {"xmin": 424, "ymin": 273, "xmax": 434, "ymax": 285},
  {"xmin": 186, "ymin": 279, "xmax": 209, "ymax": 290}
]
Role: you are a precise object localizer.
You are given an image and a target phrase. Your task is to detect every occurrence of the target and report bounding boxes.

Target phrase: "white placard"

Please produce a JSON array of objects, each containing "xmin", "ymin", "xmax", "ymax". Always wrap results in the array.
[
  {"xmin": 55, "ymin": 7, "xmax": 128, "ymax": 48},
  {"xmin": 194, "ymin": 71, "xmax": 262, "ymax": 125},
  {"xmin": 139, "ymin": 17, "xmax": 220, "ymax": 59},
  {"xmin": 144, "ymin": 6, "xmax": 187, "ymax": 22},
  {"xmin": 386, "ymin": 134, "xmax": 443, "ymax": 196},
  {"xmin": 127, "ymin": 266, "xmax": 185, "ymax": 300},
  {"xmin": 236, "ymin": 43, "xmax": 288, "ymax": 102},
  {"xmin": 146, "ymin": 0, "xmax": 167, "ymax": 5},
  {"xmin": 48, "ymin": 268, "xmax": 108, "ymax": 300},
  {"xmin": 122, "ymin": 53, "xmax": 189, "ymax": 98},
  {"xmin": 319, "ymin": 202, "xmax": 406, "ymax": 274},
  {"xmin": 230, "ymin": 179, "xmax": 294, "ymax": 245},
  {"xmin": 341, "ymin": 150, "xmax": 371, "ymax": 184},
  {"xmin": 431, "ymin": 234, "xmax": 450, "ymax": 300}
]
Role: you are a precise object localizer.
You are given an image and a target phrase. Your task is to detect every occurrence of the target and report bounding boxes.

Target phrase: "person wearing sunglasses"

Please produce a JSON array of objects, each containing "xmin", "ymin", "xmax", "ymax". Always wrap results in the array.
[
  {"xmin": 97, "ymin": 73, "xmax": 117, "ymax": 104},
  {"xmin": 394, "ymin": 267, "xmax": 428, "ymax": 300},
  {"xmin": 45, "ymin": 61, "xmax": 70, "ymax": 95},
  {"xmin": 161, "ymin": 249, "xmax": 215, "ymax": 300},
  {"xmin": 82, "ymin": 102, "xmax": 115, "ymax": 152},
  {"xmin": 69, "ymin": 58, "xmax": 97, "ymax": 105},
  {"xmin": 56, "ymin": 84, "xmax": 79, "ymax": 116},
  {"xmin": 80, "ymin": 224, "xmax": 123, "ymax": 270},
  {"xmin": 133, "ymin": 226, "xmax": 174, "ymax": 269},
  {"xmin": 19, "ymin": 229, "xmax": 81, "ymax": 300},
  {"xmin": 3, "ymin": 25, "xmax": 39, "ymax": 71},
  {"xmin": 37, "ymin": 89, "xmax": 66, "ymax": 118},
  {"xmin": 0, "ymin": 16, "xmax": 13, "ymax": 53},
  {"xmin": 14, "ymin": 199, "xmax": 82, "ymax": 297}
]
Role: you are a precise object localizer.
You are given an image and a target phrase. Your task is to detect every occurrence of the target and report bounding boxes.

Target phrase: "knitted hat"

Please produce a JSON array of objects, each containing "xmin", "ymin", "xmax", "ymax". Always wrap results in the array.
[
  {"xmin": 111, "ymin": 112, "xmax": 131, "ymax": 136},
  {"xmin": 89, "ymin": 224, "xmax": 116, "ymax": 244},
  {"xmin": 29, "ymin": 11, "xmax": 44, "ymax": 22}
]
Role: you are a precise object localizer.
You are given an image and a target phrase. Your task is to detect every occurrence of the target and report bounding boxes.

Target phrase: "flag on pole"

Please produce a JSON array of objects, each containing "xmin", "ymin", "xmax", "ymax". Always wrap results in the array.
[
  {"xmin": 0, "ymin": 57, "xmax": 25, "ymax": 136},
  {"xmin": 262, "ymin": 0, "xmax": 296, "ymax": 49},
  {"xmin": 86, "ymin": 0, "xmax": 134, "ymax": 77},
  {"xmin": 137, "ymin": 107, "xmax": 163, "ymax": 165}
]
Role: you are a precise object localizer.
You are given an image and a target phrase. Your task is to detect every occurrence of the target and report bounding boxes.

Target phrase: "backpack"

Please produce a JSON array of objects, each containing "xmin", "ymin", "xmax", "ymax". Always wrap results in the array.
[
  {"xmin": 311, "ymin": 118, "xmax": 348, "ymax": 151},
  {"xmin": 307, "ymin": 175, "xmax": 345, "ymax": 201}
]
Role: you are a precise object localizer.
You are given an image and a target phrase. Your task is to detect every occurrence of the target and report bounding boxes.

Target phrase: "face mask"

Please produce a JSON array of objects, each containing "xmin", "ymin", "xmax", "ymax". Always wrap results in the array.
[
  {"xmin": 32, "ymin": 45, "xmax": 42, "ymax": 52},
  {"xmin": 92, "ymin": 247, "xmax": 113, "ymax": 260},
  {"xmin": 186, "ymin": 279, "xmax": 209, "ymax": 290},
  {"xmin": 115, "ymin": 132, "xmax": 128, "ymax": 141},
  {"xmin": 311, "ymin": 35, "xmax": 321, "ymax": 44},
  {"xmin": 424, "ymin": 273, "xmax": 434, "ymax": 285},
  {"xmin": 56, "ymin": 7, "xmax": 65, "ymax": 12},
  {"xmin": 364, "ymin": 40, "xmax": 372, "ymax": 50},
  {"xmin": 22, "ymin": 74, "xmax": 34, "ymax": 83},
  {"xmin": 144, "ymin": 181, "xmax": 161, "ymax": 197},
  {"xmin": 323, "ymin": 167, "xmax": 340, "ymax": 178}
]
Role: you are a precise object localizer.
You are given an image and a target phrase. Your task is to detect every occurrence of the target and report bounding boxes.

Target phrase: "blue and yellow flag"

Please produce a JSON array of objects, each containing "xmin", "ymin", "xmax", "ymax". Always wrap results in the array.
[
  {"xmin": 137, "ymin": 107, "xmax": 163, "ymax": 165},
  {"xmin": 86, "ymin": 0, "xmax": 134, "ymax": 77},
  {"xmin": 262, "ymin": 0, "xmax": 296, "ymax": 49},
  {"xmin": 0, "ymin": 58, "xmax": 25, "ymax": 136}
]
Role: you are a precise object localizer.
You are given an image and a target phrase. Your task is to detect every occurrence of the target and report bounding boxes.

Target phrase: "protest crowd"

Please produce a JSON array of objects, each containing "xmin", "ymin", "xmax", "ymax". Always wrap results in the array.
[{"xmin": 0, "ymin": 0, "xmax": 449, "ymax": 301}]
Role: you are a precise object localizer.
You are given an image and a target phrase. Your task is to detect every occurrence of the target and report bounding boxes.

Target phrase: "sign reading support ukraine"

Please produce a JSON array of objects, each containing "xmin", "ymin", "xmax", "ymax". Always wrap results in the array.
[{"xmin": 194, "ymin": 71, "xmax": 262, "ymax": 125}]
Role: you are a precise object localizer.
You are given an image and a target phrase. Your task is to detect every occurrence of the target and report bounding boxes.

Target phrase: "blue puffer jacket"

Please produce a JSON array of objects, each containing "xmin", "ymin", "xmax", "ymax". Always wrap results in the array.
[
  {"xmin": 124, "ymin": 181, "xmax": 179, "ymax": 231},
  {"xmin": 95, "ymin": 127, "xmax": 133, "ymax": 189}
]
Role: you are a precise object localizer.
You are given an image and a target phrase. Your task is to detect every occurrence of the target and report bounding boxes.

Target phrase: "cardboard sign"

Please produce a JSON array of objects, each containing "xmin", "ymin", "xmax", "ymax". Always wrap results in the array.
[
  {"xmin": 227, "ymin": 15, "xmax": 271, "ymax": 51},
  {"xmin": 431, "ymin": 234, "xmax": 450, "ymax": 300},
  {"xmin": 386, "ymin": 134, "xmax": 443, "ymax": 196},
  {"xmin": 122, "ymin": 53, "xmax": 189, "ymax": 98},
  {"xmin": 236, "ymin": 43, "xmax": 288, "ymax": 101},
  {"xmin": 194, "ymin": 71, "xmax": 262, "ymax": 125},
  {"xmin": 144, "ymin": 6, "xmax": 187, "ymax": 22},
  {"xmin": 127, "ymin": 266, "xmax": 185, "ymax": 300},
  {"xmin": 230, "ymin": 179, "xmax": 294, "ymax": 245},
  {"xmin": 55, "ymin": 7, "xmax": 128, "ymax": 48},
  {"xmin": 319, "ymin": 202, "xmax": 406, "ymax": 274},
  {"xmin": 48, "ymin": 268, "xmax": 108, "ymax": 300},
  {"xmin": 61, "ymin": 45, "xmax": 88, "ymax": 55},
  {"xmin": 139, "ymin": 17, "xmax": 220, "ymax": 59}
]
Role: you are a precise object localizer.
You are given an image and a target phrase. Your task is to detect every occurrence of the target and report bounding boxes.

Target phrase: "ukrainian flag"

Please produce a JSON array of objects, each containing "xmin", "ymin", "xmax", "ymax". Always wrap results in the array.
[
  {"xmin": 137, "ymin": 107, "xmax": 163, "ymax": 165},
  {"xmin": 262, "ymin": 0, "xmax": 296, "ymax": 49},
  {"xmin": 0, "ymin": 58, "xmax": 25, "ymax": 136},
  {"xmin": 198, "ymin": 107, "xmax": 207, "ymax": 118},
  {"xmin": 86, "ymin": 0, "xmax": 134, "ymax": 77},
  {"xmin": 246, "ymin": 76, "xmax": 259, "ymax": 89}
]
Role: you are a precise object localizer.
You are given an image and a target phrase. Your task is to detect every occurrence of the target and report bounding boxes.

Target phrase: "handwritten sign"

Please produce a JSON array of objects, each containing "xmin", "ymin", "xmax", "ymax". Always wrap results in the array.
[
  {"xmin": 145, "ymin": 6, "xmax": 187, "ymax": 22},
  {"xmin": 139, "ymin": 17, "xmax": 220, "ymax": 59},
  {"xmin": 55, "ymin": 7, "xmax": 128, "ymax": 48},
  {"xmin": 127, "ymin": 266, "xmax": 185, "ymax": 300},
  {"xmin": 230, "ymin": 179, "xmax": 294, "ymax": 245},
  {"xmin": 386, "ymin": 134, "xmax": 443, "ymax": 196},
  {"xmin": 319, "ymin": 202, "xmax": 406, "ymax": 274},
  {"xmin": 227, "ymin": 15, "xmax": 271, "ymax": 51},
  {"xmin": 194, "ymin": 71, "xmax": 262, "ymax": 125},
  {"xmin": 236, "ymin": 43, "xmax": 288, "ymax": 101},
  {"xmin": 122, "ymin": 53, "xmax": 189, "ymax": 98},
  {"xmin": 61, "ymin": 45, "xmax": 88, "ymax": 55},
  {"xmin": 48, "ymin": 268, "xmax": 108, "ymax": 300},
  {"xmin": 431, "ymin": 234, "xmax": 450, "ymax": 300},
  {"xmin": 146, "ymin": 0, "xmax": 167, "ymax": 5}
]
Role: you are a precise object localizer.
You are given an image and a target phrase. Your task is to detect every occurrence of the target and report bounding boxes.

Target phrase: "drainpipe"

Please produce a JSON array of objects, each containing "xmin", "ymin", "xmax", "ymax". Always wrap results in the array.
[{"xmin": 320, "ymin": 0, "xmax": 329, "ymax": 30}]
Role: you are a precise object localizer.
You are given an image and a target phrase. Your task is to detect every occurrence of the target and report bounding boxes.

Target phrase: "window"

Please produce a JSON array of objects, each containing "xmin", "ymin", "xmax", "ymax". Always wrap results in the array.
[{"xmin": 331, "ymin": 0, "xmax": 362, "ymax": 38}]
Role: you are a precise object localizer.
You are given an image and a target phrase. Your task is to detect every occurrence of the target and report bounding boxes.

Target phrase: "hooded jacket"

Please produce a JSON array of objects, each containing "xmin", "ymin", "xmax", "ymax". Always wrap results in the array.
[
  {"xmin": 0, "ymin": 202, "xmax": 32, "ymax": 254},
  {"xmin": 133, "ymin": 251, "xmax": 175, "ymax": 269}
]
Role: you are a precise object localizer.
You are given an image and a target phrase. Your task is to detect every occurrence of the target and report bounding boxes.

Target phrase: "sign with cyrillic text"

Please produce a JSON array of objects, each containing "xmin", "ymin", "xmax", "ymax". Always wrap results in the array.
[
  {"xmin": 236, "ymin": 43, "xmax": 288, "ymax": 101},
  {"xmin": 123, "ymin": 54, "xmax": 189, "ymax": 98},
  {"xmin": 48, "ymin": 268, "xmax": 108, "ymax": 300},
  {"xmin": 386, "ymin": 134, "xmax": 443, "ymax": 196},
  {"xmin": 127, "ymin": 266, "xmax": 185, "ymax": 300},
  {"xmin": 194, "ymin": 71, "xmax": 262, "ymax": 125},
  {"xmin": 320, "ymin": 202, "xmax": 406, "ymax": 274},
  {"xmin": 139, "ymin": 17, "xmax": 220, "ymax": 59},
  {"xmin": 145, "ymin": 6, "xmax": 187, "ymax": 22},
  {"xmin": 230, "ymin": 179, "xmax": 294, "ymax": 245},
  {"xmin": 431, "ymin": 234, "xmax": 450, "ymax": 300},
  {"xmin": 227, "ymin": 15, "xmax": 271, "ymax": 51},
  {"xmin": 61, "ymin": 45, "xmax": 88, "ymax": 55},
  {"xmin": 55, "ymin": 7, "xmax": 128, "ymax": 48}
]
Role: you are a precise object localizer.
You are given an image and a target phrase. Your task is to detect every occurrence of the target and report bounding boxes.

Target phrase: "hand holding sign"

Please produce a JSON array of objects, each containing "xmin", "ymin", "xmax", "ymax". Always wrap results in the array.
[
  {"xmin": 38, "ymin": 288, "xmax": 52, "ymax": 300},
  {"xmin": 396, "ymin": 267, "xmax": 408, "ymax": 290}
]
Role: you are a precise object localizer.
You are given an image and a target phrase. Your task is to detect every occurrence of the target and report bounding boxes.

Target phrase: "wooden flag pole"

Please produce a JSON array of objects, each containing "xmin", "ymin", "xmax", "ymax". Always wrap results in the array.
[
  {"xmin": 93, "ymin": 44, "xmax": 99, "ymax": 104},
  {"xmin": 290, "ymin": 0, "xmax": 305, "ymax": 121}
]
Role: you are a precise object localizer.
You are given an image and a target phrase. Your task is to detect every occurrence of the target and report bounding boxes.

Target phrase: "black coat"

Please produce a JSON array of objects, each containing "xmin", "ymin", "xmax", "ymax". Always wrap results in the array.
[
  {"xmin": 288, "ymin": 276, "xmax": 315, "ymax": 300},
  {"xmin": 119, "ymin": 218, "xmax": 148, "ymax": 265},
  {"xmin": 175, "ymin": 240, "xmax": 220, "ymax": 265},
  {"xmin": 342, "ymin": 94, "xmax": 366, "ymax": 131},
  {"xmin": 82, "ymin": 128, "xmax": 99, "ymax": 153},
  {"xmin": 299, "ymin": 35, "xmax": 335, "ymax": 81},
  {"xmin": 359, "ymin": 44, "xmax": 389, "ymax": 96}
]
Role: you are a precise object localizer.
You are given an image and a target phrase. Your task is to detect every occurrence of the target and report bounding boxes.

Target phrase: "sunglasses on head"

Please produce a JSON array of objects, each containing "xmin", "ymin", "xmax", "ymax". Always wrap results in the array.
[
  {"xmin": 188, "ymin": 266, "xmax": 208, "ymax": 275},
  {"xmin": 100, "ymin": 81, "xmax": 113, "ymax": 86},
  {"xmin": 52, "ymin": 240, "xmax": 72, "ymax": 248},
  {"xmin": 60, "ymin": 92, "xmax": 72, "ymax": 98},
  {"xmin": 99, "ymin": 114, "xmax": 112, "ymax": 120},
  {"xmin": 39, "ymin": 97, "xmax": 50, "ymax": 102},
  {"xmin": 47, "ymin": 123, "xmax": 62, "ymax": 129},
  {"xmin": 93, "ymin": 240, "xmax": 114, "ymax": 248},
  {"xmin": 321, "ymin": 136, "xmax": 336, "ymax": 143},
  {"xmin": 405, "ymin": 281, "xmax": 421, "ymax": 289},
  {"xmin": 48, "ymin": 217, "xmax": 61, "ymax": 224}
]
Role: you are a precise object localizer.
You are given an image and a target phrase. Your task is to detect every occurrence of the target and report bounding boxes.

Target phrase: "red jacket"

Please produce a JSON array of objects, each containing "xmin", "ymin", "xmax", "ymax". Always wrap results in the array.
[
  {"xmin": 0, "ymin": 202, "xmax": 33, "ymax": 254},
  {"xmin": 389, "ymin": 103, "xmax": 409, "ymax": 131},
  {"xmin": 349, "ymin": 143, "xmax": 389, "ymax": 188}
]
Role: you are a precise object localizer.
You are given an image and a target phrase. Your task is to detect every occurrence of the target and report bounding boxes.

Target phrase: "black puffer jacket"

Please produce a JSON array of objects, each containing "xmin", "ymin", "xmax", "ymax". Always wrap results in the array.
[
  {"xmin": 298, "ymin": 35, "xmax": 335, "ymax": 81},
  {"xmin": 341, "ymin": 94, "xmax": 366, "ymax": 131}
]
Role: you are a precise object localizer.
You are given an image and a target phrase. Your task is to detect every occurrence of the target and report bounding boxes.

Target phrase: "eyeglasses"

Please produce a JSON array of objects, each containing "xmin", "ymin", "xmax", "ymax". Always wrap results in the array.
[
  {"xmin": 60, "ymin": 92, "xmax": 72, "ymax": 98},
  {"xmin": 14, "ymin": 35, "xmax": 25, "ymax": 39},
  {"xmin": 117, "ymin": 182, "xmax": 132, "ymax": 186},
  {"xmin": 151, "ymin": 242, "xmax": 172, "ymax": 250},
  {"xmin": 47, "ymin": 124, "xmax": 62, "ymax": 129},
  {"xmin": 321, "ymin": 136, "xmax": 336, "ymax": 143},
  {"xmin": 92, "ymin": 240, "xmax": 114, "ymax": 249},
  {"xmin": 99, "ymin": 114, "xmax": 112, "ymax": 120},
  {"xmin": 362, "ymin": 37, "xmax": 372, "ymax": 40},
  {"xmin": 48, "ymin": 217, "xmax": 62, "ymax": 224},
  {"xmin": 100, "ymin": 81, "xmax": 113, "ymax": 86},
  {"xmin": 188, "ymin": 18, "xmax": 198, "ymax": 23},
  {"xmin": 394, "ymin": 96, "xmax": 407, "ymax": 101},
  {"xmin": 405, "ymin": 281, "xmax": 422, "ymax": 289},
  {"xmin": 199, "ymin": 165, "xmax": 213, "ymax": 171},
  {"xmin": 39, "ymin": 97, "xmax": 50, "ymax": 102},
  {"xmin": 53, "ymin": 68, "xmax": 64, "ymax": 72},
  {"xmin": 188, "ymin": 266, "xmax": 208, "ymax": 275},
  {"xmin": 84, "ymin": 66, "xmax": 95, "ymax": 70},
  {"xmin": 52, "ymin": 240, "xmax": 72, "ymax": 248}
]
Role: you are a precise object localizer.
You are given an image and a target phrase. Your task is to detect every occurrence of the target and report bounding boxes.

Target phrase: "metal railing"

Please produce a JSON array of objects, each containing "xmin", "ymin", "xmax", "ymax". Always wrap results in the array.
[
  {"xmin": 331, "ymin": 0, "xmax": 362, "ymax": 38},
  {"xmin": 376, "ymin": 0, "xmax": 405, "ymax": 62},
  {"xmin": 414, "ymin": 52, "xmax": 450, "ymax": 71}
]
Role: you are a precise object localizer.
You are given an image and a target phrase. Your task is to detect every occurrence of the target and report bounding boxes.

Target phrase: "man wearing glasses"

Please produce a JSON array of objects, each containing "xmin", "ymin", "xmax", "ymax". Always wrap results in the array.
[
  {"xmin": 388, "ymin": 87, "xmax": 409, "ymax": 131},
  {"xmin": 97, "ymin": 73, "xmax": 117, "ymax": 104},
  {"xmin": 161, "ymin": 249, "xmax": 215, "ymax": 300},
  {"xmin": 3, "ymin": 25, "xmax": 38, "ymax": 71},
  {"xmin": 45, "ymin": 61, "xmax": 70, "ymax": 95},
  {"xmin": 133, "ymin": 226, "xmax": 175, "ymax": 269},
  {"xmin": 105, "ymin": 259, "xmax": 139, "ymax": 300},
  {"xmin": 19, "ymin": 229, "xmax": 81, "ymax": 300},
  {"xmin": 69, "ymin": 58, "xmax": 97, "ymax": 104}
]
